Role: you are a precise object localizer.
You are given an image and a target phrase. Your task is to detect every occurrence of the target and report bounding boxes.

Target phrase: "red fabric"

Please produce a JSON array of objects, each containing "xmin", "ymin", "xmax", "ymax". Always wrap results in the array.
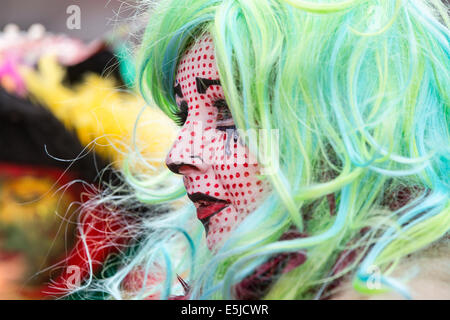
[
  {"xmin": 0, "ymin": 163, "xmax": 84, "ymax": 298},
  {"xmin": 0, "ymin": 162, "xmax": 82, "ymax": 197},
  {"xmin": 0, "ymin": 163, "xmax": 135, "ymax": 297},
  {"xmin": 233, "ymin": 230, "xmax": 307, "ymax": 300},
  {"xmin": 41, "ymin": 198, "xmax": 134, "ymax": 296}
]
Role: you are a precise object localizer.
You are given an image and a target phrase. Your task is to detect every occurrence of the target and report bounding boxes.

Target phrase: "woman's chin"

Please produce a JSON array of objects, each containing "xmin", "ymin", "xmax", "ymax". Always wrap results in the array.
[{"xmin": 203, "ymin": 205, "xmax": 242, "ymax": 252}]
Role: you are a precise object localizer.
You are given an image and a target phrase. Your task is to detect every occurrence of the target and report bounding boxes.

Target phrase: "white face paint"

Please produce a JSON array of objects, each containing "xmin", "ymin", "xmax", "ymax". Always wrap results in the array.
[{"xmin": 165, "ymin": 34, "xmax": 271, "ymax": 250}]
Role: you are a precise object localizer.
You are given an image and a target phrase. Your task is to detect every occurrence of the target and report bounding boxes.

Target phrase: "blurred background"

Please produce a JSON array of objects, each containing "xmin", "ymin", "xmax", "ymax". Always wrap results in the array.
[
  {"xmin": 0, "ymin": 0, "xmax": 176, "ymax": 300},
  {"xmin": 0, "ymin": 0, "xmax": 131, "ymax": 41}
]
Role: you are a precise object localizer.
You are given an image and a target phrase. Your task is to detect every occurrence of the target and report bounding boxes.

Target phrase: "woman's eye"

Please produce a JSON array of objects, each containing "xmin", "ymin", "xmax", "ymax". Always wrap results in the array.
[
  {"xmin": 214, "ymin": 99, "xmax": 233, "ymax": 122},
  {"xmin": 214, "ymin": 99, "xmax": 235, "ymax": 132},
  {"xmin": 174, "ymin": 100, "xmax": 188, "ymax": 126}
]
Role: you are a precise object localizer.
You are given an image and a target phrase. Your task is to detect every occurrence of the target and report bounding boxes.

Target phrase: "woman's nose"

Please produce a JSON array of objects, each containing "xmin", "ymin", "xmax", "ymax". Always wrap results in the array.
[{"xmin": 165, "ymin": 130, "xmax": 209, "ymax": 175}]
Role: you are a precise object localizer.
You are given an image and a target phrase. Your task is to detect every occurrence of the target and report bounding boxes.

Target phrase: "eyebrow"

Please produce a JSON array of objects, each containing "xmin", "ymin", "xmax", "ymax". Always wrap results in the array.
[
  {"xmin": 174, "ymin": 83, "xmax": 183, "ymax": 98},
  {"xmin": 196, "ymin": 77, "xmax": 221, "ymax": 94}
]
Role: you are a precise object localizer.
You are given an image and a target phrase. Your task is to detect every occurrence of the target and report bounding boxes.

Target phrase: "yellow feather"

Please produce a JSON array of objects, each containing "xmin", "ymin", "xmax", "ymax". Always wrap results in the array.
[{"xmin": 21, "ymin": 55, "xmax": 177, "ymax": 173}]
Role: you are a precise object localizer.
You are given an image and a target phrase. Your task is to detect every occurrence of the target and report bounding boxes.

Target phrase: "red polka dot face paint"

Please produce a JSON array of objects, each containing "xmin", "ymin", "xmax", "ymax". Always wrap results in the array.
[{"xmin": 165, "ymin": 34, "xmax": 272, "ymax": 251}]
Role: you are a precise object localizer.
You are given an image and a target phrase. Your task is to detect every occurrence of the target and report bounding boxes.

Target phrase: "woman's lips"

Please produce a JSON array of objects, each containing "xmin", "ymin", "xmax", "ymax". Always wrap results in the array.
[
  {"xmin": 196, "ymin": 202, "xmax": 228, "ymax": 220},
  {"xmin": 187, "ymin": 193, "xmax": 229, "ymax": 229}
]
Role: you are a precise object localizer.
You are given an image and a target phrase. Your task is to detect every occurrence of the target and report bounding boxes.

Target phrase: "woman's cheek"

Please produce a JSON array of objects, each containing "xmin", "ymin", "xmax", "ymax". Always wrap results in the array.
[{"xmin": 206, "ymin": 206, "xmax": 242, "ymax": 249}]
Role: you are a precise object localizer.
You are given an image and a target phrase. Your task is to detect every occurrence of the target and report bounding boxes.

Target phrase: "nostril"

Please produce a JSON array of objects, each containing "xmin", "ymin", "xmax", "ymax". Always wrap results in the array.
[
  {"xmin": 167, "ymin": 162, "xmax": 182, "ymax": 174},
  {"xmin": 167, "ymin": 163, "xmax": 198, "ymax": 175}
]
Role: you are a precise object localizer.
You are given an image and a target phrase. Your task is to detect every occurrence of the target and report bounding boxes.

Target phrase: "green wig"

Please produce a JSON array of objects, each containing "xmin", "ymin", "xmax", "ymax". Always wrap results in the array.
[{"xmin": 76, "ymin": 0, "xmax": 450, "ymax": 300}]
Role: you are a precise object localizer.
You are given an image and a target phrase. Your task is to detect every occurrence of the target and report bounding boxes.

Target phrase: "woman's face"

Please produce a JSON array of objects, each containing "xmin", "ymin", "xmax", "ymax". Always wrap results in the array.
[{"xmin": 165, "ymin": 34, "xmax": 271, "ymax": 250}]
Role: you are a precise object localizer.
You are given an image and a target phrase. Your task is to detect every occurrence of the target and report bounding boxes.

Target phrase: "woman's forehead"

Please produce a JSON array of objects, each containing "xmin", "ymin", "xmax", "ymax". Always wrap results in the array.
[{"xmin": 175, "ymin": 34, "xmax": 219, "ymax": 85}]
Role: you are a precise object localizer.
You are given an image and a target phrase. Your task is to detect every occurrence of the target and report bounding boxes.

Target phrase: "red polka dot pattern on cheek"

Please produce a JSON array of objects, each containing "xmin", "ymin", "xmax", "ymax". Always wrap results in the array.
[{"xmin": 165, "ymin": 34, "xmax": 272, "ymax": 251}]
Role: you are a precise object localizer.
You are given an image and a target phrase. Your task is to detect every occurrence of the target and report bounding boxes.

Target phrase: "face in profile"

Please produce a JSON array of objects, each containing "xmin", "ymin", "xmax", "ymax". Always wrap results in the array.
[{"xmin": 165, "ymin": 34, "xmax": 271, "ymax": 250}]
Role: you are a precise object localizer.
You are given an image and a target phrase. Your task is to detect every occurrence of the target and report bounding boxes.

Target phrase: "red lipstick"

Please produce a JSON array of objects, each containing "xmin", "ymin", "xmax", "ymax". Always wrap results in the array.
[
  {"xmin": 196, "ymin": 202, "xmax": 228, "ymax": 220},
  {"xmin": 187, "ymin": 193, "xmax": 229, "ymax": 230}
]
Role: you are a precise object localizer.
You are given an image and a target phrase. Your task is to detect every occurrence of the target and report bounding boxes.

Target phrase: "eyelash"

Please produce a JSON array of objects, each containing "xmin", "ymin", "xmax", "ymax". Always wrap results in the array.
[
  {"xmin": 173, "ymin": 98, "xmax": 235, "ymax": 131},
  {"xmin": 214, "ymin": 99, "xmax": 232, "ymax": 121},
  {"xmin": 214, "ymin": 99, "xmax": 235, "ymax": 131},
  {"xmin": 174, "ymin": 100, "xmax": 188, "ymax": 126}
]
